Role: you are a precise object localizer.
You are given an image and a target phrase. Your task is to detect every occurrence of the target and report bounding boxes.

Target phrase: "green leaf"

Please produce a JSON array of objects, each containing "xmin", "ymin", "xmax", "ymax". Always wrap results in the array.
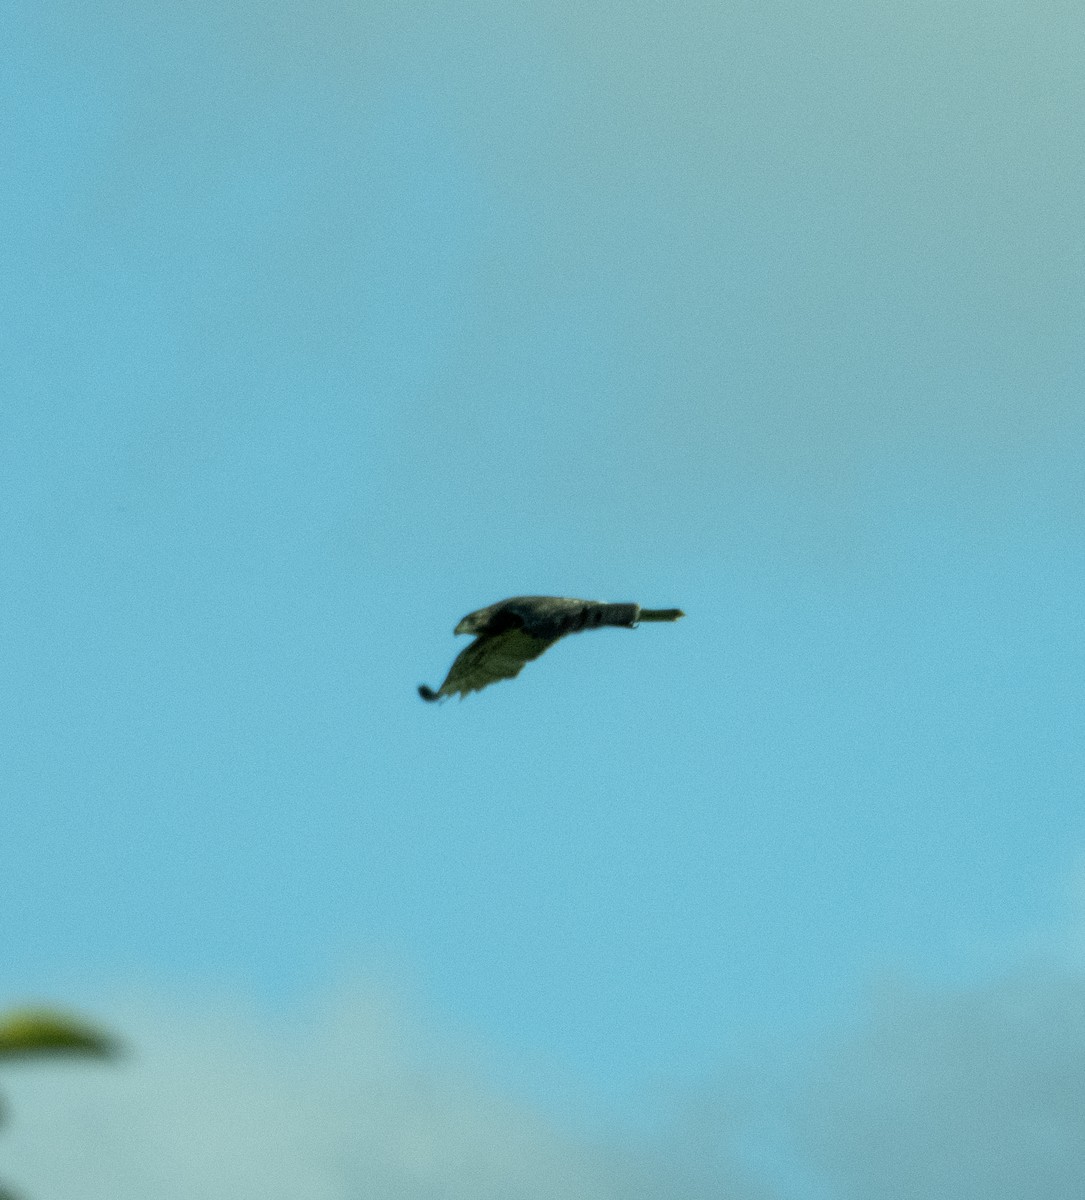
[{"xmin": 0, "ymin": 1009, "xmax": 120, "ymax": 1061}]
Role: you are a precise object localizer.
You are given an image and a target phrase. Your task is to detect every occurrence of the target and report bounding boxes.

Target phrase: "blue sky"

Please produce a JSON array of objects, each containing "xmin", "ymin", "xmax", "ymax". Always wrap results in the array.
[{"xmin": 3, "ymin": 1, "xmax": 1084, "ymax": 1196}]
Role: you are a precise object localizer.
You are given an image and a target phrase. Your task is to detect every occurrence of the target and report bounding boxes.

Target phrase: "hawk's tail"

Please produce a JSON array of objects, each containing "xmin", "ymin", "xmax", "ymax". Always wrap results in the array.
[{"xmin": 637, "ymin": 607, "xmax": 685, "ymax": 622}]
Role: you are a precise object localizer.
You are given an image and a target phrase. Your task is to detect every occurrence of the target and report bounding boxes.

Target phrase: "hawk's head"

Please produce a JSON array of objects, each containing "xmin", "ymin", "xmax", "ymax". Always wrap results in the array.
[
  {"xmin": 454, "ymin": 608, "xmax": 493, "ymax": 636},
  {"xmin": 454, "ymin": 601, "xmax": 520, "ymax": 637}
]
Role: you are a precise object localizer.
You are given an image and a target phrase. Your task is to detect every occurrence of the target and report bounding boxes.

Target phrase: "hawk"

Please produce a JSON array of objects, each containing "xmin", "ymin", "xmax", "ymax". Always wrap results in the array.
[{"xmin": 419, "ymin": 595, "xmax": 684, "ymax": 701}]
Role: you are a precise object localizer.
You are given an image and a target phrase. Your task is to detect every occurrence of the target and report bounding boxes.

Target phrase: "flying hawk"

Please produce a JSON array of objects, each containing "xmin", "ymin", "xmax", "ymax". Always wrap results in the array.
[{"xmin": 419, "ymin": 595, "xmax": 684, "ymax": 701}]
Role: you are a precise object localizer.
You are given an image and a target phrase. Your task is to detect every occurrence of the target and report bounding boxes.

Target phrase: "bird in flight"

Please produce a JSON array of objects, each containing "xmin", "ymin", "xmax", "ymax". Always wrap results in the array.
[{"xmin": 419, "ymin": 595, "xmax": 684, "ymax": 701}]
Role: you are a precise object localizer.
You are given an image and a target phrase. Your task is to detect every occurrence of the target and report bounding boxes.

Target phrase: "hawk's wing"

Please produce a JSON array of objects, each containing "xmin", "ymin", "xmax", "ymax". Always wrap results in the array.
[{"xmin": 420, "ymin": 629, "xmax": 553, "ymax": 700}]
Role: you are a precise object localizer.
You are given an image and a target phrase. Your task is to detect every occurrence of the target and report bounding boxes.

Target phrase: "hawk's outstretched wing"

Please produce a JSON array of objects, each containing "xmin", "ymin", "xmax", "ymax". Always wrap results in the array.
[{"xmin": 419, "ymin": 628, "xmax": 553, "ymax": 701}]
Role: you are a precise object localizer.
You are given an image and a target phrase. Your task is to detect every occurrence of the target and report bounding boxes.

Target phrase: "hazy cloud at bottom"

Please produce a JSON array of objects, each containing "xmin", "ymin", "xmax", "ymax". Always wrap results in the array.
[
  {"xmin": 4, "ymin": 964, "xmax": 1085, "ymax": 1200},
  {"xmin": 0, "ymin": 982, "xmax": 765, "ymax": 1200},
  {"xmin": 798, "ymin": 968, "xmax": 1085, "ymax": 1200}
]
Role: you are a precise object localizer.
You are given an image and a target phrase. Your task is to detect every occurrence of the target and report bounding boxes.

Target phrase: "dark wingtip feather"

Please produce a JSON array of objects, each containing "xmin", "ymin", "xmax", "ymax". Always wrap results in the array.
[{"xmin": 418, "ymin": 685, "xmax": 440, "ymax": 702}]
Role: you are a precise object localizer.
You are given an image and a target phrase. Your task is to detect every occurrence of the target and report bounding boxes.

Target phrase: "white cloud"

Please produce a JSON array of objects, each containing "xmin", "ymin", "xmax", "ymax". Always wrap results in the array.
[
  {"xmin": 0, "ymin": 985, "xmax": 767, "ymax": 1200},
  {"xmin": 8, "ymin": 968, "xmax": 1085, "ymax": 1200}
]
